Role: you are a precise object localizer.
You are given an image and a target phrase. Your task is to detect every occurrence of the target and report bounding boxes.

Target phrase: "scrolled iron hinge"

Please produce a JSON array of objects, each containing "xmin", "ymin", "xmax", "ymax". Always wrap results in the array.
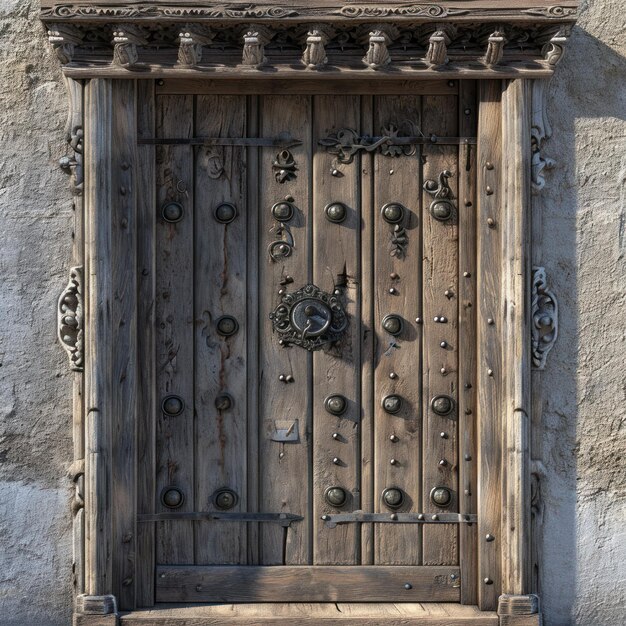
[{"xmin": 58, "ymin": 266, "xmax": 84, "ymax": 371}]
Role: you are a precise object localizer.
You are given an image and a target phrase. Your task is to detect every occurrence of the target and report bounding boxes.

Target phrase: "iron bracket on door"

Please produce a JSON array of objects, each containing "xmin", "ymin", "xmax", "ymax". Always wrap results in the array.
[
  {"xmin": 138, "ymin": 512, "xmax": 303, "ymax": 528},
  {"xmin": 321, "ymin": 511, "xmax": 477, "ymax": 528}
]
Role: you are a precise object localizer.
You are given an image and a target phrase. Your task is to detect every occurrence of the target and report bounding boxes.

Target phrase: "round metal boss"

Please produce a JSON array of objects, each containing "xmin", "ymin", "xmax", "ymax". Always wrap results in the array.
[
  {"xmin": 382, "ymin": 314, "xmax": 403, "ymax": 336},
  {"xmin": 214, "ymin": 202, "xmax": 237, "ymax": 224},
  {"xmin": 382, "ymin": 394, "xmax": 403, "ymax": 415},
  {"xmin": 161, "ymin": 394, "xmax": 184, "ymax": 416},
  {"xmin": 382, "ymin": 487, "xmax": 404, "ymax": 510},
  {"xmin": 430, "ymin": 199, "xmax": 453, "ymax": 222},
  {"xmin": 324, "ymin": 486, "xmax": 348, "ymax": 508},
  {"xmin": 381, "ymin": 202, "xmax": 405, "ymax": 225},
  {"xmin": 431, "ymin": 394, "xmax": 454, "ymax": 416},
  {"xmin": 324, "ymin": 394, "xmax": 348, "ymax": 416},
  {"xmin": 161, "ymin": 201, "xmax": 184, "ymax": 223},
  {"xmin": 325, "ymin": 202, "xmax": 348, "ymax": 224},
  {"xmin": 161, "ymin": 487, "xmax": 184, "ymax": 509},
  {"xmin": 214, "ymin": 393, "xmax": 233, "ymax": 411},
  {"xmin": 430, "ymin": 486, "xmax": 452, "ymax": 508},
  {"xmin": 213, "ymin": 488, "xmax": 238, "ymax": 510},
  {"xmin": 216, "ymin": 315, "xmax": 239, "ymax": 337},
  {"xmin": 271, "ymin": 201, "xmax": 294, "ymax": 222}
]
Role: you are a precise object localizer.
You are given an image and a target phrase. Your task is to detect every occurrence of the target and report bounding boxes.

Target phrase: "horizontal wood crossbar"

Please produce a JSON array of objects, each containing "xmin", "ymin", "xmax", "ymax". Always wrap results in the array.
[
  {"xmin": 156, "ymin": 566, "xmax": 461, "ymax": 603},
  {"xmin": 138, "ymin": 512, "xmax": 302, "ymax": 526}
]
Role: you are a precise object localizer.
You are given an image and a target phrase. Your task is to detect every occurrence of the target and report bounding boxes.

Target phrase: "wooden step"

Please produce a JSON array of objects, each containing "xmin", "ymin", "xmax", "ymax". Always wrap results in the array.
[{"xmin": 121, "ymin": 602, "xmax": 499, "ymax": 625}]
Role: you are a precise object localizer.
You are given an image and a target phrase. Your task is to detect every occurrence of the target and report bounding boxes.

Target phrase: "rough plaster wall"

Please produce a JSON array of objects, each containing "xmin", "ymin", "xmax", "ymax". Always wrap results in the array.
[{"xmin": 0, "ymin": 1, "xmax": 624, "ymax": 625}]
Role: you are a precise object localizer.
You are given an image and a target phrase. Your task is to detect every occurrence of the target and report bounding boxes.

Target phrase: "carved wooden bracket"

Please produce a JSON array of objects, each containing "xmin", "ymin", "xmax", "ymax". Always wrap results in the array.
[
  {"xmin": 531, "ymin": 267, "xmax": 558, "ymax": 369},
  {"xmin": 40, "ymin": 2, "xmax": 578, "ymax": 79},
  {"xmin": 58, "ymin": 266, "xmax": 84, "ymax": 371}
]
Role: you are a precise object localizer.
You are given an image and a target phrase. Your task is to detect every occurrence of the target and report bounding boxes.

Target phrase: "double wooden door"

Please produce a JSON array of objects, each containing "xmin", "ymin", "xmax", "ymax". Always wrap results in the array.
[{"xmin": 137, "ymin": 84, "xmax": 479, "ymax": 604}]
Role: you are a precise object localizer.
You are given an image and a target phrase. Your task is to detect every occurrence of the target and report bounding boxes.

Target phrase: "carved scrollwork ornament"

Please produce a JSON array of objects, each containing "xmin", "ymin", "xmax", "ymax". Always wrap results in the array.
[
  {"xmin": 112, "ymin": 24, "xmax": 148, "ymax": 68},
  {"xmin": 362, "ymin": 25, "xmax": 398, "ymax": 69},
  {"xmin": 424, "ymin": 170, "xmax": 456, "ymax": 222},
  {"xmin": 302, "ymin": 25, "xmax": 334, "ymax": 68},
  {"xmin": 273, "ymin": 150, "xmax": 298, "ymax": 183},
  {"xmin": 270, "ymin": 284, "xmax": 348, "ymax": 351},
  {"xmin": 531, "ymin": 267, "xmax": 558, "ymax": 369},
  {"xmin": 543, "ymin": 26, "xmax": 571, "ymax": 66},
  {"xmin": 484, "ymin": 30, "xmax": 506, "ymax": 66},
  {"xmin": 531, "ymin": 80, "xmax": 555, "ymax": 194},
  {"xmin": 58, "ymin": 266, "xmax": 84, "ymax": 371},
  {"xmin": 177, "ymin": 26, "xmax": 214, "ymax": 67},
  {"xmin": 241, "ymin": 26, "xmax": 272, "ymax": 67},
  {"xmin": 426, "ymin": 27, "xmax": 454, "ymax": 66},
  {"xmin": 47, "ymin": 23, "xmax": 83, "ymax": 64}
]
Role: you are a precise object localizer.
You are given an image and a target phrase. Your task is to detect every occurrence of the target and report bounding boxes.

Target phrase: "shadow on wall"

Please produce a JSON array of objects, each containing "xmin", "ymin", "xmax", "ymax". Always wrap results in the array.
[{"xmin": 533, "ymin": 20, "xmax": 626, "ymax": 626}]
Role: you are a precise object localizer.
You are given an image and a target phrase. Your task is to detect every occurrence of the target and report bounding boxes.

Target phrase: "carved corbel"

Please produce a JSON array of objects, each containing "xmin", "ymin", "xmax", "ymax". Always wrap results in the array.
[
  {"xmin": 47, "ymin": 23, "xmax": 83, "ymax": 65},
  {"xmin": 241, "ymin": 26, "xmax": 273, "ymax": 68},
  {"xmin": 531, "ymin": 267, "xmax": 558, "ymax": 370},
  {"xmin": 362, "ymin": 25, "xmax": 399, "ymax": 69},
  {"xmin": 543, "ymin": 26, "xmax": 571, "ymax": 66},
  {"xmin": 112, "ymin": 24, "xmax": 148, "ymax": 68},
  {"xmin": 484, "ymin": 29, "xmax": 507, "ymax": 66},
  {"xmin": 177, "ymin": 26, "xmax": 214, "ymax": 67},
  {"xmin": 60, "ymin": 77, "xmax": 83, "ymax": 196},
  {"xmin": 58, "ymin": 266, "xmax": 84, "ymax": 371},
  {"xmin": 302, "ymin": 24, "xmax": 334, "ymax": 69},
  {"xmin": 425, "ymin": 26, "xmax": 455, "ymax": 67},
  {"xmin": 531, "ymin": 80, "xmax": 555, "ymax": 193}
]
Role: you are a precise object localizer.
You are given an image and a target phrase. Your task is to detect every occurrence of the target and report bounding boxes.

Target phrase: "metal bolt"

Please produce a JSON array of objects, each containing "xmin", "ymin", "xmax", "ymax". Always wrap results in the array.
[
  {"xmin": 390, "ymin": 272, "xmax": 399, "ymax": 280},
  {"xmin": 389, "ymin": 372, "xmax": 398, "ymax": 380},
  {"xmin": 332, "ymin": 169, "xmax": 340, "ymax": 177},
  {"xmin": 464, "ymin": 489, "xmax": 471, "ymax": 495},
  {"xmin": 486, "ymin": 186, "xmax": 494, "ymax": 195},
  {"xmin": 279, "ymin": 374, "xmax": 286, "ymax": 382},
  {"xmin": 448, "ymin": 80, "xmax": 455, "ymax": 87},
  {"xmin": 321, "ymin": 515, "xmax": 330, "ymax": 521},
  {"xmin": 486, "ymin": 162, "xmax": 494, "ymax": 170},
  {"xmin": 389, "ymin": 288, "xmax": 397, "ymax": 295},
  {"xmin": 286, "ymin": 374, "xmax": 294, "ymax": 383},
  {"xmin": 487, "ymin": 369, "xmax": 494, "ymax": 376},
  {"xmin": 417, "ymin": 513, "xmax": 425, "ymax": 520},
  {"xmin": 440, "ymin": 367, "xmax": 447, "ymax": 375},
  {"xmin": 465, "ymin": 454, "xmax": 472, "ymax": 461},
  {"xmin": 487, "ymin": 217, "xmax": 496, "ymax": 227},
  {"xmin": 278, "ymin": 289, "xmax": 285, "ymax": 295},
  {"xmin": 486, "ymin": 534, "xmax": 495, "ymax": 542},
  {"xmin": 444, "ymin": 289, "xmax": 452, "ymax": 297},
  {"xmin": 434, "ymin": 316, "xmax": 440, "ymax": 322},
  {"xmin": 464, "ymin": 271, "xmax": 471, "ymax": 277},
  {"xmin": 390, "ymin": 434, "xmax": 399, "ymax": 443},
  {"xmin": 332, "ymin": 432, "xmax": 340, "ymax": 440},
  {"xmin": 390, "ymin": 513, "xmax": 398, "ymax": 520},
  {"xmin": 487, "ymin": 318, "xmax": 494, "ymax": 325},
  {"xmin": 334, "ymin": 289, "xmax": 341, "ymax": 295},
  {"xmin": 465, "ymin": 383, "xmax": 472, "ymax": 389},
  {"xmin": 332, "ymin": 457, "xmax": 341, "ymax": 465},
  {"xmin": 440, "ymin": 341, "xmax": 448, "ymax": 348},
  {"xmin": 415, "ymin": 317, "xmax": 422, "ymax": 324},
  {"xmin": 404, "ymin": 583, "xmax": 413, "ymax": 590},
  {"xmin": 450, "ymin": 573, "xmax": 458, "ymax": 580},
  {"xmin": 389, "ymin": 169, "xmax": 394, "ymax": 175},
  {"xmin": 465, "ymin": 408, "xmax": 472, "ymax": 415},
  {"xmin": 484, "ymin": 578, "xmax": 493, "ymax": 585},
  {"xmin": 390, "ymin": 458, "xmax": 399, "ymax": 466},
  {"xmin": 157, "ymin": 79, "xmax": 164, "ymax": 86},
  {"xmin": 440, "ymin": 432, "xmax": 447, "ymax": 439},
  {"xmin": 279, "ymin": 452, "xmax": 284, "ymax": 459},
  {"xmin": 439, "ymin": 459, "xmax": 447, "ymax": 466},
  {"xmin": 464, "ymin": 108, "xmax": 471, "ymax": 115},
  {"xmin": 432, "ymin": 514, "xmax": 439, "ymax": 521}
]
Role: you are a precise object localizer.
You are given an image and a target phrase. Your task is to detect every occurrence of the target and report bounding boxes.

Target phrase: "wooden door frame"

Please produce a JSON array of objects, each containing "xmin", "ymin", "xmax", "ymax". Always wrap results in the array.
[{"xmin": 44, "ymin": 4, "xmax": 577, "ymax": 625}]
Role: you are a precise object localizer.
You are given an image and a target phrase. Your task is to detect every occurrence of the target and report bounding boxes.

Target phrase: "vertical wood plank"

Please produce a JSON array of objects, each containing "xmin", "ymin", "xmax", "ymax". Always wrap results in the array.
[
  {"xmin": 373, "ymin": 95, "xmax": 423, "ymax": 565},
  {"xmin": 421, "ymin": 94, "xmax": 459, "ymax": 566},
  {"xmin": 246, "ymin": 95, "xmax": 260, "ymax": 566},
  {"xmin": 359, "ymin": 95, "xmax": 375, "ymax": 565},
  {"xmin": 458, "ymin": 80, "xmax": 479, "ymax": 605},
  {"xmin": 84, "ymin": 77, "xmax": 113, "ymax": 597},
  {"xmin": 258, "ymin": 95, "xmax": 312, "ymax": 565},
  {"xmin": 136, "ymin": 79, "xmax": 156, "ymax": 607},
  {"xmin": 501, "ymin": 79, "xmax": 532, "ymax": 596},
  {"xmin": 312, "ymin": 95, "xmax": 360, "ymax": 565},
  {"xmin": 155, "ymin": 94, "xmax": 195, "ymax": 565},
  {"xmin": 477, "ymin": 80, "xmax": 503, "ymax": 610},
  {"xmin": 194, "ymin": 95, "xmax": 248, "ymax": 565},
  {"xmin": 110, "ymin": 79, "xmax": 139, "ymax": 610}
]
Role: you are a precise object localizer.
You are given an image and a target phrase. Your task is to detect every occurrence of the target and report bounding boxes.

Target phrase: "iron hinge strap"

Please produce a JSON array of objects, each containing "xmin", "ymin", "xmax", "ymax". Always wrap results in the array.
[
  {"xmin": 138, "ymin": 512, "xmax": 303, "ymax": 528},
  {"xmin": 321, "ymin": 511, "xmax": 477, "ymax": 528}
]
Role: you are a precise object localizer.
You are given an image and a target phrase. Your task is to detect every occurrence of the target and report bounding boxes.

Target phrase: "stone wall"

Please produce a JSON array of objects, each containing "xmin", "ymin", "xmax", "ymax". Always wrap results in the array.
[{"xmin": 0, "ymin": 1, "xmax": 623, "ymax": 624}]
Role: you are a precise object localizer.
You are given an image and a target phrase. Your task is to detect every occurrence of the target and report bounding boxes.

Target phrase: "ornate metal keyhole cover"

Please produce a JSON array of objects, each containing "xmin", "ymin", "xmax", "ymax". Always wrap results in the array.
[{"xmin": 270, "ymin": 284, "xmax": 348, "ymax": 351}]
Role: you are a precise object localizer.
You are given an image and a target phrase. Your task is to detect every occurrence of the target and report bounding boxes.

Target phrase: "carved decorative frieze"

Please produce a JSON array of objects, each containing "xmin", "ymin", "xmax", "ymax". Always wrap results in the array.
[
  {"xmin": 40, "ymin": 3, "xmax": 578, "ymax": 77},
  {"xmin": 58, "ymin": 266, "xmax": 84, "ymax": 371},
  {"xmin": 531, "ymin": 80, "xmax": 555, "ymax": 193},
  {"xmin": 531, "ymin": 267, "xmax": 558, "ymax": 369}
]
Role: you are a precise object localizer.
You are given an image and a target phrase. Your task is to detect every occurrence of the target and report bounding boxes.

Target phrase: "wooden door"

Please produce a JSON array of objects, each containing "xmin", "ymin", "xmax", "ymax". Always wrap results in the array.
[{"xmin": 135, "ymin": 83, "xmax": 479, "ymax": 604}]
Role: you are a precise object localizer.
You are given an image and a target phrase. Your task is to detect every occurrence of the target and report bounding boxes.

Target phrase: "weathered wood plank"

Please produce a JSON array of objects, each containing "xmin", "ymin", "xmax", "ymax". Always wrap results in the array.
[
  {"xmin": 312, "ymin": 95, "xmax": 361, "ymax": 565},
  {"xmin": 421, "ymin": 94, "xmax": 459, "ymax": 566},
  {"xmin": 156, "ymin": 566, "xmax": 460, "ymax": 603},
  {"xmin": 501, "ymin": 79, "xmax": 532, "ymax": 596},
  {"xmin": 155, "ymin": 94, "xmax": 195, "ymax": 565},
  {"xmin": 373, "ymin": 94, "xmax": 423, "ymax": 565},
  {"xmin": 84, "ymin": 77, "xmax": 113, "ymax": 597},
  {"xmin": 458, "ymin": 80, "xmax": 478, "ymax": 605},
  {"xmin": 359, "ymin": 94, "xmax": 374, "ymax": 565},
  {"xmin": 135, "ymin": 78, "xmax": 157, "ymax": 607},
  {"xmin": 476, "ymin": 80, "xmax": 503, "ymax": 611},
  {"xmin": 194, "ymin": 94, "xmax": 248, "ymax": 565},
  {"xmin": 110, "ymin": 79, "xmax": 139, "ymax": 610},
  {"xmin": 156, "ymin": 79, "xmax": 458, "ymax": 96},
  {"xmin": 258, "ymin": 95, "xmax": 313, "ymax": 565}
]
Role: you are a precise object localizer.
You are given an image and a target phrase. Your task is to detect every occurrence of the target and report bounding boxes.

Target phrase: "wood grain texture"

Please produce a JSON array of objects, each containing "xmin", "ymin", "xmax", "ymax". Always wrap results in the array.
[
  {"xmin": 110, "ymin": 79, "xmax": 139, "ymax": 610},
  {"xmin": 135, "ymin": 79, "xmax": 156, "ymax": 607},
  {"xmin": 476, "ymin": 80, "xmax": 503, "ymax": 611},
  {"xmin": 373, "ymin": 95, "xmax": 423, "ymax": 565},
  {"xmin": 156, "ymin": 566, "xmax": 461, "ymax": 603},
  {"xmin": 421, "ymin": 94, "xmax": 459, "ymax": 566},
  {"xmin": 501, "ymin": 79, "xmax": 532, "ymax": 596},
  {"xmin": 312, "ymin": 95, "xmax": 361, "ymax": 565},
  {"xmin": 193, "ymin": 94, "xmax": 248, "ymax": 565},
  {"xmin": 258, "ymin": 95, "xmax": 312, "ymax": 565},
  {"xmin": 84, "ymin": 77, "xmax": 113, "ymax": 597},
  {"xmin": 154, "ymin": 94, "xmax": 195, "ymax": 565},
  {"xmin": 457, "ymin": 80, "xmax": 478, "ymax": 605}
]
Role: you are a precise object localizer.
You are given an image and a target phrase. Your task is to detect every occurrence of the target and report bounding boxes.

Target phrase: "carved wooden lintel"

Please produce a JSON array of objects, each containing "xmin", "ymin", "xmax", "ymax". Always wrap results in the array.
[
  {"xmin": 40, "ymin": 4, "xmax": 578, "ymax": 78},
  {"xmin": 531, "ymin": 267, "xmax": 558, "ymax": 370},
  {"xmin": 58, "ymin": 266, "xmax": 84, "ymax": 371}
]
